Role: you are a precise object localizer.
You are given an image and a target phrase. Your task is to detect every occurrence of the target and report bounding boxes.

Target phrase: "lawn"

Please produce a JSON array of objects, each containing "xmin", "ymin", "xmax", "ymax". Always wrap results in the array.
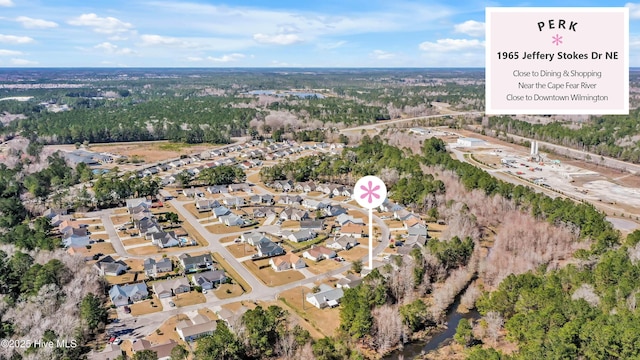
[
  {"xmin": 184, "ymin": 203, "xmax": 212, "ymax": 219},
  {"xmin": 121, "ymin": 237, "xmax": 150, "ymax": 247},
  {"xmin": 145, "ymin": 314, "xmax": 190, "ymax": 345},
  {"xmin": 127, "ymin": 245, "xmax": 165, "ymax": 256},
  {"xmin": 118, "ymin": 229, "xmax": 140, "ymax": 238},
  {"xmin": 129, "ymin": 297, "xmax": 163, "ymax": 316},
  {"xmin": 304, "ymin": 258, "xmax": 342, "ymax": 275},
  {"xmin": 280, "ymin": 220, "xmax": 299, "ymax": 229},
  {"xmin": 85, "ymin": 242, "xmax": 116, "ymax": 257},
  {"xmin": 212, "ymin": 253, "xmax": 252, "ymax": 293},
  {"xmin": 123, "ymin": 258, "xmax": 146, "ymax": 272},
  {"xmin": 219, "ymin": 235, "xmax": 238, "ymax": 243},
  {"xmin": 278, "ymin": 287, "xmax": 341, "ymax": 338},
  {"xmin": 205, "ymin": 223, "xmax": 244, "ymax": 234},
  {"xmin": 384, "ymin": 219, "xmax": 405, "ymax": 229},
  {"xmin": 104, "ymin": 272, "xmax": 146, "ymax": 285},
  {"xmin": 77, "ymin": 218, "xmax": 102, "ymax": 225},
  {"xmin": 243, "ymin": 259, "xmax": 305, "ymax": 287},
  {"xmin": 198, "ymin": 308, "xmax": 219, "ymax": 321},
  {"xmin": 339, "ymin": 246, "xmax": 369, "ymax": 262},
  {"xmin": 88, "ymin": 225, "xmax": 105, "ymax": 232},
  {"xmin": 176, "ymin": 219, "xmax": 209, "ymax": 247},
  {"xmin": 227, "ymin": 243, "xmax": 257, "ymax": 258},
  {"xmin": 90, "ymin": 233, "xmax": 110, "ymax": 241},
  {"xmin": 173, "ymin": 291, "xmax": 206, "ymax": 307},
  {"xmin": 111, "ymin": 214, "xmax": 131, "ymax": 225},
  {"xmin": 214, "ymin": 284, "xmax": 245, "ymax": 299}
]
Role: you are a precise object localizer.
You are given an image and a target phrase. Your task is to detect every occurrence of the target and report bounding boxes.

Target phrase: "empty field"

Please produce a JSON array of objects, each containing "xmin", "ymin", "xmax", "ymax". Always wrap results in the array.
[{"xmin": 173, "ymin": 292, "xmax": 206, "ymax": 307}]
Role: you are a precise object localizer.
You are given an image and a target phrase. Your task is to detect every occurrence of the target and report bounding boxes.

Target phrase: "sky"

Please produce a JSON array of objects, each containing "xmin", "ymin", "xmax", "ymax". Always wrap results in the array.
[{"xmin": 0, "ymin": 0, "xmax": 639, "ymax": 67}]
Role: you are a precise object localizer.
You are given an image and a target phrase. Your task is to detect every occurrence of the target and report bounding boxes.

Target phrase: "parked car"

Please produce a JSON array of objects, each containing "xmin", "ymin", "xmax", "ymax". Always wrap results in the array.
[
  {"xmin": 169, "ymin": 301, "xmax": 175, "ymax": 307},
  {"xmin": 114, "ymin": 338, "xmax": 122, "ymax": 345},
  {"xmin": 123, "ymin": 306, "xmax": 131, "ymax": 314},
  {"xmin": 108, "ymin": 336, "xmax": 116, "ymax": 343}
]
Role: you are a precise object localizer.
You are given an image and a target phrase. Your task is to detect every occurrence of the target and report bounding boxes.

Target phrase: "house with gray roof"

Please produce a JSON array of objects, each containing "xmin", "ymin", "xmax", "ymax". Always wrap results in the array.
[
  {"xmin": 192, "ymin": 270, "xmax": 227, "ymax": 290},
  {"xmin": 195, "ymin": 199, "xmax": 220, "ymax": 212},
  {"xmin": 176, "ymin": 314, "xmax": 217, "ymax": 342},
  {"xmin": 179, "ymin": 253, "xmax": 214, "ymax": 273},
  {"xmin": 306, "ymin": 284, "xmax": 344, "ymax": 309},
  {"xmin": 256, "ymin": 240, "xmax": 285, "ymax": 257},
  {"xmin": 241, "ymin": 232, "xmax": 270, "ymax": 246},
  {"xmin": 153, "ymin": 277, "xmax": 191, "ymax": 298},
  {"xmin": 212, "ymin": 206, "xmax": 231, "ymax": 219},
  {"xmin": 109, "ymin": 283, "xmax": 148, "ymax": 307},
  {"xmin": 288, "ymin": 229, "xmax": 316, "ymax": 243},
  {"xmin": 144, "ymin": 257, "xmax": 173, "ymax": 277}
]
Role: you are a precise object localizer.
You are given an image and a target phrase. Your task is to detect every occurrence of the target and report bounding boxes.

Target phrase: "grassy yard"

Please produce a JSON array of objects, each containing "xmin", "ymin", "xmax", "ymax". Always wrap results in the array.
[
  {"xmin": 127, "ymin": 245, "xmax": 165, "ymax": 256},
  {"xmin": 227, "ymin": 243, "xmax": 257, "ymax": 258},
  {"xmin": 339, "ymin": 246, "xmax": 369, "ymax": 262},
  {"xmin": 280, "ymin": 220, "xmax": 299, "ymax": 229},
  {"xmin": 304, "ymin": 258, "xmax": 342, "ymax": 275},
  {"xmin": 219, "ymin": 235, "xmax": 238, "ymax": 243},
  {"xmin": 205, "ymin": 223, "xmax": 244, "ymax": 234},
  {"xmin": 77, "ymin": 218, "xmax": 102, "ymax": 225},
  {"xmin": 90, "ymin": 233, "xmax": 110, "ymax": 241},
  {"xmin": 113, "ymin": 208, "xmax": 129, "ymax": 215},
  {"xmin": 198, "ymin": 308, "xmax": 219, "ymax": 321},
  {"xmin": 104, "ymin": 272, "xmax": 144, "ymax": 286},
  {"xmin": 176, "ymin": 215, "xmax": 209, "ymax": 247},
  {"xmin": 123, "ymin": 258, "xmax": 146, "ymax": 272},
  {"xmin": 278, "ymin": 287, "xmax": 341, "ymax": 338},
  {"xmin": 145, "ymin": 314, "xmax": 190, "ymax": 345},
  {"xmin": 129, "ymin": 297, "xmax": 163, "ymax": 316},
  {"xmin": 243, "ymin": 259, "xmax": 305, "ymax": 287},
  {"xmin": 111, "ymin": 214, "xmax": 131, "ymax": 225},
  {"xmin": 173, "ymin": 291, "xmax": 206, "ymax": 307},
  {"xmin": 118, "ymin": 229, "xmax": 140, "ymax": 238},
  {"xmin": 184, "ymin": 203, "xmax": 212, "ymax": 219},
  {"xmin": 214, "ymin": 284, "xmax": 245, "ymax": 299},
  {"xmin": 121, "ymin": 237, "xmax": 149, "ymax": 247},
  {"xmin": 212, "ymin": 252, "xmax": 252, "ymax": 293},
  {"xmin": 85, "ymin": 242, "xmax": 116, "ymax": 257}
]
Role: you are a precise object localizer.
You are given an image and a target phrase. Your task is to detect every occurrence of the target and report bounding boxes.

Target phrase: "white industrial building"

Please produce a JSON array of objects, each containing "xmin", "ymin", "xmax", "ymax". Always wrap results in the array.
[{"xmin": 456, "ymin": 137, "xmax": 485, "ymax": 147}]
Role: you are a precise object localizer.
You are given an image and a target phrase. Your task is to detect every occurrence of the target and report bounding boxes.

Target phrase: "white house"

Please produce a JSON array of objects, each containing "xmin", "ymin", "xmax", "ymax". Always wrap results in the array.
[{"xmin": 306, "ymin": 284, "xmax": 344, "ymax": 309}]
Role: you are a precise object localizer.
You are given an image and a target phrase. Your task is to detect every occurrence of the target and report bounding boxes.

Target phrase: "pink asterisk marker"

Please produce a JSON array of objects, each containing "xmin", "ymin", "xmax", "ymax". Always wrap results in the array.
[
  {"xmin": 360, "ymin": 180, "xmax": 380, "ymax": 204},
  {"xmin": 552, "ymin": 34, "xmax": 563, "ymax": 46}
]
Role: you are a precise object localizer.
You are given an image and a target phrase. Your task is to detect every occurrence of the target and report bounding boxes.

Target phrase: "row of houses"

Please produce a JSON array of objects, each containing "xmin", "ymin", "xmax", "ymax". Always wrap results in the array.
[
  {"xmin": 269, "ymin": 180, "xmax": 354, "ymax": 198},
  {"xmin": 109, "ymin": 269, "xmax": 226, "ymax": 307}
]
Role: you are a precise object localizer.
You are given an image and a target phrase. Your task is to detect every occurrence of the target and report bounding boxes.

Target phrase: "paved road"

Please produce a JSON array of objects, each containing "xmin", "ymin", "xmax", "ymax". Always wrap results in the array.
[
  {"xmin": 106, "ymin": 186, "xmax": 390, "ymax": 340},
  {"xmin": 339, "ymin": 112, "xmax": 483, "ymax": 133}
]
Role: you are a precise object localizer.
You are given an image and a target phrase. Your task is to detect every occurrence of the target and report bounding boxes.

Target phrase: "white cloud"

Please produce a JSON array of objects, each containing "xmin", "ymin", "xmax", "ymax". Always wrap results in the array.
[
  {"xmin": 140, "ymin": 34, "xmax": 184, "ymax": 46},
  {"xmin": 253, "ymin": 33, "xmax": 302, "ymax": 45},
  {"xmin": 419, "ymin": 38, "xmax": 484, "ymax": 52},
  {"xmin": 454, "ymin": 20, "xmax": 485, "ymax": 37},
  {"xmin": 15, "ymin": 16, "xmax": 58, "ymax": 29},
  {"xmin": 0, "ymin": 34, "xmax": 34, "ymax": 44},
  {"xmin": 94, "ymin": 42, "xmax": 135, "ymax": 55},
  {"xmin": 370, "ymin": 49, "xmax": 396, "ymax": 59},
  {"xmin": 0, "ymin": 0, "xmax": 14, "ymax": 7},
  {"xmin": 626, "ymin": 3, "xmax": 640, "ymax": 19},
  {"xmin": 0, "ymin": 49, "xmax": 22, "ymax": 56},
  {"xmin": 186, "ymin": 56, "xmax": 203, "ymax": 62},
  {"xmin": 68, "ymin": 13, "xmax": 133, "ymax": 34},
  {"xmin": 11, "ymin": 58, "xmax": 38, "ymax": 65},
  {"xmin": 207, "ymin": 53, "xmax": 245, "ymax": 62}
]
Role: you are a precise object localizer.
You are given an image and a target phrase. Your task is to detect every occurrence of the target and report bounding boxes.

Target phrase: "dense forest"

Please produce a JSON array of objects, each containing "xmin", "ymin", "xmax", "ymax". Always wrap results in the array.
[{"xmin": 485, "ymin": 112, "xmax": 640, "ymax": 163}]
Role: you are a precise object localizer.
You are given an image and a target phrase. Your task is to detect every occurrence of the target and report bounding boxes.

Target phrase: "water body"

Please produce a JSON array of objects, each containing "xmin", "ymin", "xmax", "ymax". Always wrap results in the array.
[{"xmin": 384, "ymin": 298, "xmax": 480, "ymax": 360}]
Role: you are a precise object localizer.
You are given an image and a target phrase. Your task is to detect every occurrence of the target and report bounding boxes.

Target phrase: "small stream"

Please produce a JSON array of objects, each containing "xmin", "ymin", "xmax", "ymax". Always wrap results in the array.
[{"xmin": 384, "ymin": 296, "xmax": 481, "ymax": 359}]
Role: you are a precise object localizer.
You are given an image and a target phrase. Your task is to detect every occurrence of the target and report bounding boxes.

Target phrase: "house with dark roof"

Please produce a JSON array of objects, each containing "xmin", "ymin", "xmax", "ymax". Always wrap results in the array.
[
  {"xmin": 287, "ymin": 229, "xmax": 316, "ymax": 243},
  {"xmin": 324, "ymin": 205, "xmax": 347, "ymax": 217},
  {"xmin": 300, "ymin": 220, "xmax": 324, "ymax": 231},
  {"xmin": 256, "ymin": 240, "xmax": 285, "ymax": 257},
  {"xmin": 192, "ymin": 270, "xmax": 227, "ymax": 290},
  {"xmin": 241, "ymin": 232, "xmax": 270, "ymax": 246},
  {"xmin": 150, "ymin": 231, "xmax": 180, "ymax": 248},
  {"xmin": 212, "ymin": 206, "xmax": 231, "ymax": 219},
  {"xmin": 94, "ymin": 256, "xmax": 128, "ymax": 276}
]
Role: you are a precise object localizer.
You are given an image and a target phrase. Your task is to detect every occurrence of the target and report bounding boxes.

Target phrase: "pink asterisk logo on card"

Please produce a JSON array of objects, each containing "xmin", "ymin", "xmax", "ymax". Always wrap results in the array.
[{"xmin": 552, "ymin": 34, "xmax": 563, "ymax": 46}]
